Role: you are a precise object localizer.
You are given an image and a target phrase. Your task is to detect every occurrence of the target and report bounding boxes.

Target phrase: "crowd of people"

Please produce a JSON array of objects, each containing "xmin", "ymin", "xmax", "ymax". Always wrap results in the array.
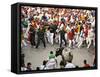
[
  {"xmin": 21, "ymin": 6, "xmax": 95, "ymax": 48},
  {"xmin": 21, "ymin": 6, "xmax": 96, "ymax": 71}
]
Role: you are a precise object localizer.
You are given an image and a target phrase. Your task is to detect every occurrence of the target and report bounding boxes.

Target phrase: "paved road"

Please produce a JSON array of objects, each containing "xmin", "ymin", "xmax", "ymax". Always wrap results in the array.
[{"xmin": 22, "ymin": 43, "xmax": 95, "ymax": 70}]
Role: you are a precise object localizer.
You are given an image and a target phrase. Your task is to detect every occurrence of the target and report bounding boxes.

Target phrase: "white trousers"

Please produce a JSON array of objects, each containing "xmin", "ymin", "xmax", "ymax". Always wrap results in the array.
[
  {"xmin": 68, "ymin": 39, "xmax": 75, "ymax": 48},
  {"xmin": 65, "ymin": 33, "xmax": 68, "ymax": 41},
  {"xmin": 55, "ymin": 34, "xmax": 59, "ymax": 43},
  {"xmin": 46, "ymin": 31, "xmax": 51, "ymax": 43},
  {"xmin": 50, "ymin": 33, "xmax": 54, "ymax": 45},
  {"xmin": 21, "ymin": 40, "xmax": 27, "ymax": 47},
  {"xmin": 87, "ymin": 37, "xmax": 93, "ymax": 48},
  {"xmin": 75, "ymin": 34, "xmax": 79, "ymax": 43},
  {"xmin": 77, "ymin": 37, "xmax": 84, "ymax": 48}
]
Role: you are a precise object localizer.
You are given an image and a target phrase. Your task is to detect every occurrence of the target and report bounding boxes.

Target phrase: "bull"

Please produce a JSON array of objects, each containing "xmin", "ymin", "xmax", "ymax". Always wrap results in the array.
[{"xmin": 55, "ymin": 47, "xmax": 73, "ymax": 66}]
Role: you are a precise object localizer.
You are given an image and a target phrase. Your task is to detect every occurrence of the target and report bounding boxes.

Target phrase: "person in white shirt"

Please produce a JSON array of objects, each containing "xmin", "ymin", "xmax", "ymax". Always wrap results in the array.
[
  {"xmin": 91, "ymin": 17, "xmax": 95, "ymax": 27},
  {"xmin": 21, "ymin": 64, "xmax": 27, "ymax": 71},
  {"xmin": 65, "ymin": 61, "xmax": 76, "ymax": 68},
  {"xmin": 46, "ymin": 28, "xmax": 51, "ymax": 43},
  {"xmin": 87, "ymin": 28, "xmax": 95, "ymax": 48},
  {"xmin": 49, "ymin": 26, "xmax": 54, "ymax": 45},
  {"xmin": 70, "ymin": 15, "xmax": 75, "ymax": 23},
  {"xmin": 55, "ymin": 29, "xmax": 60, "ymax": 43},
  {"xmin": 77, "ymin": 29, "xmax": 84, "ymax": 48},
  {"xmin": 40, "ymin": 60, "xmax": 47, "ymax": 70},
  {"xmin": 60, "ymin": 23, "xmax": 64, "ymax": 30},
  {"xmin": 45, "ymin": 58, "xmax": 57, "ymax": 69},
  {"xmin": 49, "ymin": 32, "xmax": 54, "ymax": 45}
]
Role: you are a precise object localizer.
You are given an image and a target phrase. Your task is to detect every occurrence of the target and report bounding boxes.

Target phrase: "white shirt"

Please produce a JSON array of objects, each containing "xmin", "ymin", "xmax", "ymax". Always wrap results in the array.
[
  {"xmin": 88, "ymin": 29, "xmax": 94, "ymax": 39},
  {"xmin": 46, "ymin": 59, "xmax": 57, "ymax": 69},
  {"xmin": 66, "ymin": 25, "xmax": 71, "ymax": 32},
  {"xmin": 70, "ymin": 16, "xmax": 74, "ymax": 23},
  {"xmin": 40, "ymin": 65, "xmax": 46, "ymax": 70},
  {"xmin": 48, "ymin": 18, "xmax": 53, "ymax": 23},
  {"xmin": 21, "ymin": 67, "xmax": 27, "ymax": 71},
  {"xmin": 65, "ymin": 63, "xmax": 76, "ymax": 68},
  {"xmin": 37, "ymin": 7, "xmax": 41, "ymax": 13},
  {"xmin": 60, "ymin": 23, "xmax": 64, "ymax": 30},
  {"xmin": 91, "ymin": 19, "xmax": 95, "ymax": 27}
]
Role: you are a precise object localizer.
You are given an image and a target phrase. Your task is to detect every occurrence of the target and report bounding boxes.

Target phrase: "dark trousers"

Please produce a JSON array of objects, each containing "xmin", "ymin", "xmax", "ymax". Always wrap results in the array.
[
  {"xmin": 30, "ymin": 34, "xmax": 36, "ymax": 46},
  {"xmin": 60, "ymin": 37, "xmax": 67, "ymax": 47},
  {"xmin": 36, "ymin": 38, "xmax": 46, "ymax": 48}
]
